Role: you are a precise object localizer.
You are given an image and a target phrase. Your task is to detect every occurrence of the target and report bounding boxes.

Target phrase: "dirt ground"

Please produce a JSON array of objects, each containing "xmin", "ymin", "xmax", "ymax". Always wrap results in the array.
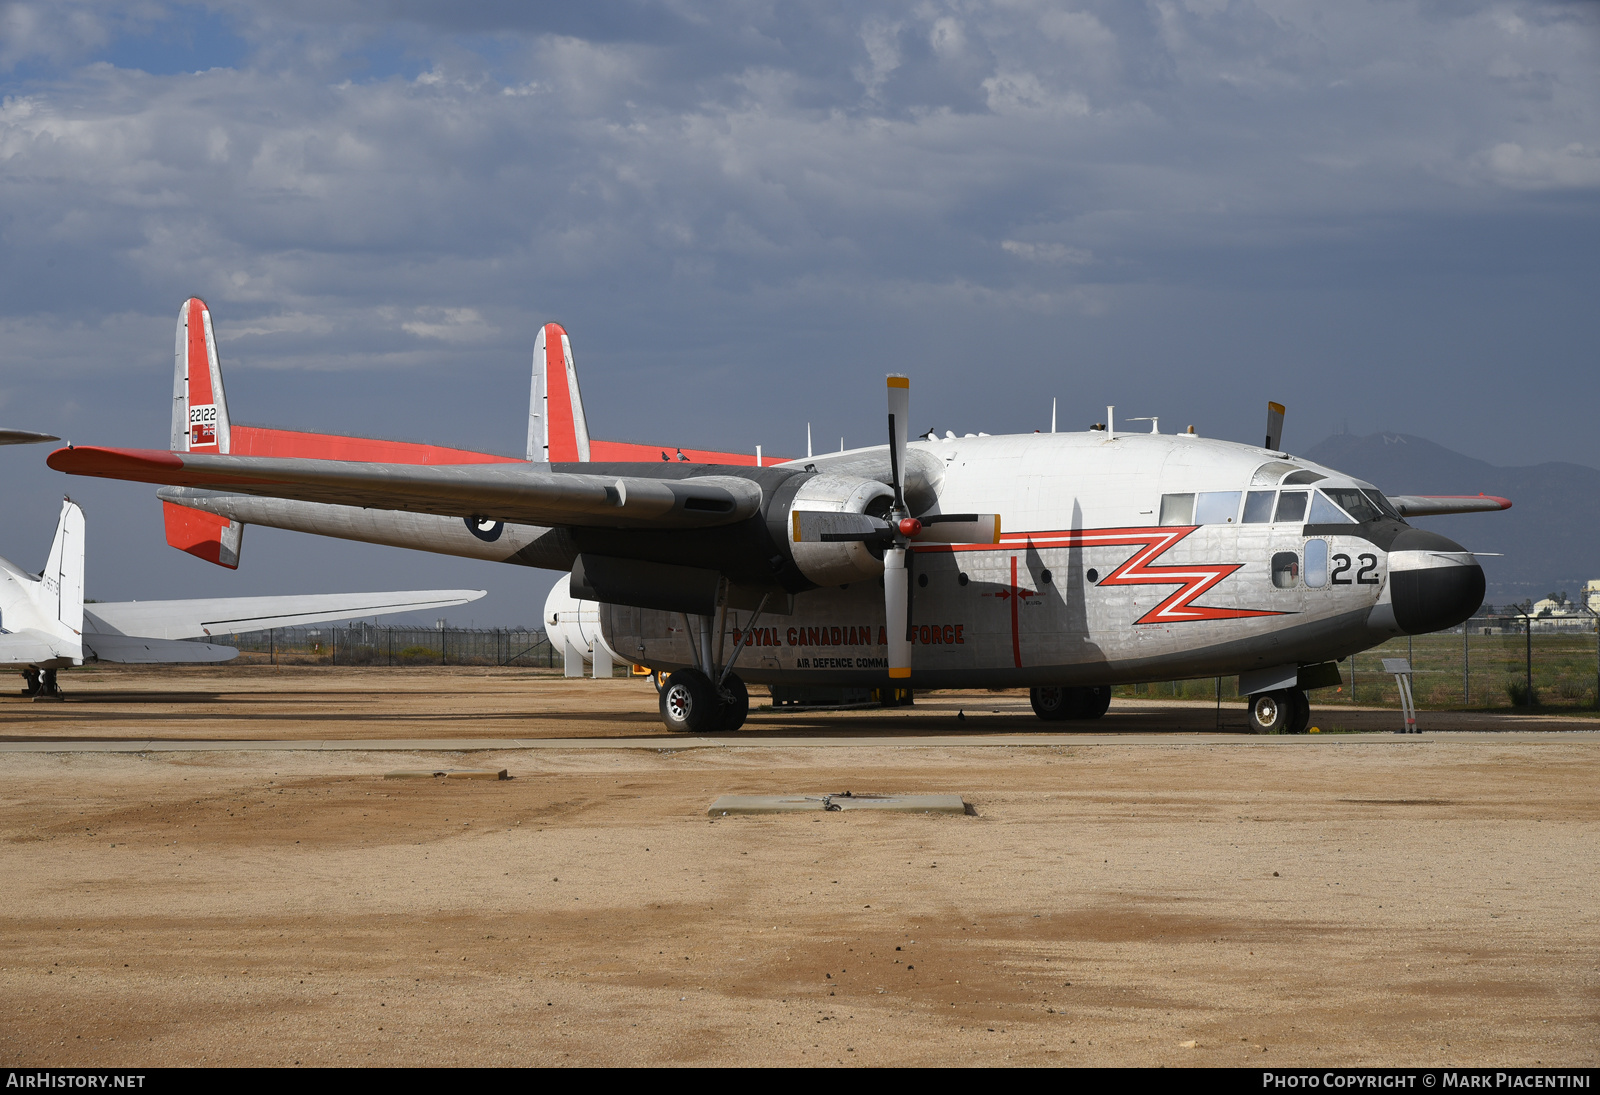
[{"xmin": 1, "ymin": 667, "xmax": 1596, "ymax": 1067}]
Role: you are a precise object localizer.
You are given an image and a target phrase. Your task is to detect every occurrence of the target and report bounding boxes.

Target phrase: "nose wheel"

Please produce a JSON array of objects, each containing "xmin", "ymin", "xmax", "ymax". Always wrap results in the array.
[{"xmin": 1248, "ymin": 689, "xmax": 1311, "ymax": 734}]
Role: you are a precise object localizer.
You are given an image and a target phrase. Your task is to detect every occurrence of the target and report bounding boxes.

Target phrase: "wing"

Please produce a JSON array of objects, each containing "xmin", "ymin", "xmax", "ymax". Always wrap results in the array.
[
  {"xmin": 0, "ymin": 428, "xmax": 60, "ymax": 446},
  {"xmin": 1385, "ymin": 494, "xmax": 1513, "ymax": 517},
  {"xmin": 86, "ymin": 589, "xmax": 488, "ymax": 641},
  {"xmin": 81, "ymin": 633, "xmax": 238, "ymax": 664},
  {"xmin": 47, "ymin": 447, "xmax": 762, "ymax": 530}
]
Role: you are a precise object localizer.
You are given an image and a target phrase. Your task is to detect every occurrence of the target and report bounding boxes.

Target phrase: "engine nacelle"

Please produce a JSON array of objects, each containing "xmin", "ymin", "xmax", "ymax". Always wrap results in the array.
[
  {"xmin": 544, "ymin": 575, "xmax": 624, "ymax": 678},
  {"xmin": 786, "ymin": 474, "xmax": 895, "ymax": 587}
]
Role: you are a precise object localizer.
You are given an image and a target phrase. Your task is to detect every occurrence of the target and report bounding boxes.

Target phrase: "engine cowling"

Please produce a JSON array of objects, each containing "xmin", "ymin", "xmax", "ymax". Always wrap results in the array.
[{"xmin": 785, "ymin": 474, "xmax": 895, "ymax": 587}]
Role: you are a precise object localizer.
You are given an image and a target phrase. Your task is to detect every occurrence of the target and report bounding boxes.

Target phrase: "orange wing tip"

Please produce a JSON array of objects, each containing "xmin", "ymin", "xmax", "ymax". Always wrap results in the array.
[
  {"xmin": 1484, "ymin": 495, "xmax": 1513, "ymax": 510},
  {"xmin": 886, "ymin": 376, "xmax": 910, "ymax": 389}
]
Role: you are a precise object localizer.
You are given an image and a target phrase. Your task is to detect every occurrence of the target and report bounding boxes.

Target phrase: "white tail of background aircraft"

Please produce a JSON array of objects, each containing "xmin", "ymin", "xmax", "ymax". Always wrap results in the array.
[{"xmin": 0, "ymin": 499, "xmax": 87, "ymax": 664}]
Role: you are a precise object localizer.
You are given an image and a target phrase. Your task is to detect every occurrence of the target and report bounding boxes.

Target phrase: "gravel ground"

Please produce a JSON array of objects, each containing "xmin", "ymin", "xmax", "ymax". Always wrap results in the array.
[{"xmin": 1, "ymin": 668, "xmax": 1595, "ymax": 1067}]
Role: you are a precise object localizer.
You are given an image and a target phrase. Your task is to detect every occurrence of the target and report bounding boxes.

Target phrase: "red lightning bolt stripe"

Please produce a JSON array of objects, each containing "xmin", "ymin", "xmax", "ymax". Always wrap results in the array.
[{"xmin": 914, "ymin": 526, "xmax": 1284, "ymax": 626}]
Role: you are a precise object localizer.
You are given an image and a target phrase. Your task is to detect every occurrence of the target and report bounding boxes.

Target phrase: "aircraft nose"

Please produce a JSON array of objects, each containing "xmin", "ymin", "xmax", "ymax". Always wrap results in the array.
[{"xmin": 1386, "ymin": 529, "xmax": 1485, "ymax": 635}]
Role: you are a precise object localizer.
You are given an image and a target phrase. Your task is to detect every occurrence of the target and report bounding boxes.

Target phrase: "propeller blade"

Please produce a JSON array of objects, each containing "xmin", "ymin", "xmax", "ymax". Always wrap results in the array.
[
  {"xmin": 792, "ymin": 510, "xmax": 892, "ymax": 543},
  {"xmin": 1265, "ymin": 401, "xmax": 1285, "ymax": 451},
  {"xmin": 885, "ymin": 546, "xmax": 910, "ymax": 679},
  {"xmin": 886, "ymin": 375, "xmax": 909, "ymax": 517},
  {"xmin": 909, "ymin": 514, "xmax": 1002, "ymax": 545}
]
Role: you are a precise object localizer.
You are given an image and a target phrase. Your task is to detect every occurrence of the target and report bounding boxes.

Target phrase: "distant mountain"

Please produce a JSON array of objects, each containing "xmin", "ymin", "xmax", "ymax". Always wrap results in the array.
[{"xmin": 1301, "ymin": 432, "xmax": 1600, "ymax": 609}]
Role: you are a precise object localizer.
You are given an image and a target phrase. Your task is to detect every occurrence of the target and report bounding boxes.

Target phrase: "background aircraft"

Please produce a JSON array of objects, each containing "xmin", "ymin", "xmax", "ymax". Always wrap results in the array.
[{"xmin": 49, "ymin": 299, "xmax": 1504, "ymax": 731}]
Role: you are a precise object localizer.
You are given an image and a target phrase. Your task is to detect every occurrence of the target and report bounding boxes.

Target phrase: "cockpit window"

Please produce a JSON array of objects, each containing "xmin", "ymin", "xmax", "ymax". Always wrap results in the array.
[
  {"xmin": 1159, "ymin": 493, "xmax": 1195, "ymax": 526},
  {"xmin": 1308, "ymin": 491, "xmax": 1357, "ymax": 524},
  {"xmin": 1250, "ymin": 461, "xmax": 1299, "ymax": 487},
  {"xmin": 1321, "ymin": 487, "xmax": 1384, "ymax": 523},
  {"xmin": 1274, "ymin": 491, "xmax": 1308, "ymax": 523},
  {"xmin": 1242, "ymin": 490, "xmax": 1275, "ymax": 523},
  {"xmin": 1361, "ymin": 488, "xmax": 1403, "ymax": 521},
  {"xmin": 1194, "ymin": 491, "xmax": 1242, "ymax": 524},
  {"xmin": 1282, "ymin": 469, "xmax": 1327, "ymax": 485}
]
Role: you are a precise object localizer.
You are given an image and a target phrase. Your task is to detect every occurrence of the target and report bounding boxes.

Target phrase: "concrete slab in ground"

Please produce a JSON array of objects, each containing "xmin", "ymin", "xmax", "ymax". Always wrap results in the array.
[{"xmin": 708, "ymin": 792, "xmax": 967, "ymax": 815}]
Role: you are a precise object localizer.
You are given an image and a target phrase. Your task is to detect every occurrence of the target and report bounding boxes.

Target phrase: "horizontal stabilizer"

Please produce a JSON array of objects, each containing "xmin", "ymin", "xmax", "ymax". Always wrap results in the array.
[
  {"xmin": 1386, "ymin": 494, "xmax": 1512, "ymax": 517},
  {"xmin": 86, "ymin": 589, "xmax": 488, "ymax": 641},
  {"xmin": 82, "ymin": 633, "xmax": 238, "ymax": 664},
  {"xmin": 163, "ymin": 500, "xmax": 244, "ymax": 568},
  {"xmin": 0, "ymin": 630, "xmax": 81, "ymax": 668},
  {"xmin": 50, "ymin": 447, "xmax": 763, "ymax": 530}
]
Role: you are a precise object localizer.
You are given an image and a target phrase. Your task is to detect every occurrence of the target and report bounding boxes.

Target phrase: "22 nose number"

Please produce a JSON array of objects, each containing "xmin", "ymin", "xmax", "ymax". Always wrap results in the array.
[{"xmin": 1331, "ymin": 553, "xmax": 1380, "ymax": 585}]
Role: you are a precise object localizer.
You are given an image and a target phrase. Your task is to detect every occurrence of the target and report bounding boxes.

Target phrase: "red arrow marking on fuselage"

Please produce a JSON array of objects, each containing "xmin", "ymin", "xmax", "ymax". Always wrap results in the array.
[{"xmin": 917, "ymin": 526, "xmax": 1283, "ymax": 627}]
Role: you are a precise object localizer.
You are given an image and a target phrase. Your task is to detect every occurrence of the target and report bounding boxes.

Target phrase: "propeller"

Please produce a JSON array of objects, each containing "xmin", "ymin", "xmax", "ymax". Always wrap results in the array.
[
  {"xmin": 789, "ymin": 375, "xmax": 1001, "ymax": 683},
  {"xmin": 885, "ymin": 376, "xmax": 912, "ymax": 678},
  {"xmin": 881, "ymin": 377, "xmax": 1002, "ymax": 680},
  {"xmin": 1265, "ymin": 401, "xmax": 1285, "ymax": 451}
]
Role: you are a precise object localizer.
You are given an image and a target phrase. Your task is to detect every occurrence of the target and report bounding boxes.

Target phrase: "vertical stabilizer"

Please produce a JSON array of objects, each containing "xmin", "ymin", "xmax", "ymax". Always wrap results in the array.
[
  {"xmin": 528, "ymin": 322, "xmax": 591, "ymax": 463},
  {"xmin": 36, "ymin": 500, "xmax": 85, "ymax": 643},
  {"xmin": 172, "ymin": 297, "xmax": 232, "ymax": 454}
]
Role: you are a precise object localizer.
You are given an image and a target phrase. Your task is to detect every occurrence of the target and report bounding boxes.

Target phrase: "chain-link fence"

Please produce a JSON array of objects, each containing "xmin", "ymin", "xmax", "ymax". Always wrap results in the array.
[
  {"xmin": 213, "ymin": 614, "xmax": 1600, "ymax": 710},
  {"xmin": 218, "ymin": 625, "xmax": 558, "ymax": 668},
  {"xmin": 1121, "ymin": 613, "xmax": 1600, "ymax": 711}
]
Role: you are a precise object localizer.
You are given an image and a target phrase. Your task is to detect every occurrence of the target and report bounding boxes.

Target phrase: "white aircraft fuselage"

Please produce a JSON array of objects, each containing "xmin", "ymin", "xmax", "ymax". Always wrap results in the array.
[{"xmin": 600, "ymin": 429, "xmax": 1481, "ymax": 688}]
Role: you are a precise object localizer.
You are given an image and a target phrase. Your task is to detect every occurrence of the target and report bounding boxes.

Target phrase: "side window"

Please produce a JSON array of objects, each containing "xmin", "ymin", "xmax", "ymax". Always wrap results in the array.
[
  {"xmin": 1275, "ymin": 491, "xmax": 1308, "ymax": 523},
  {"xmin": 1271, "ymin": 551, "xmax": 1300, "ymax": 589},
  {"xmin": 1304, "ymin": 539, "xmax": 1329, "ymax": 588},
  {"xmin": 1159, "ymin": 493, "xmax": 1195, "ymax": 526},
  {"xmin": 1242, "ymin": 491, "xmax": 1275, "ymax": 523},
  {"xmin": 1194, "ymin": 491, "xmax": 1242, "ymax": 524}
]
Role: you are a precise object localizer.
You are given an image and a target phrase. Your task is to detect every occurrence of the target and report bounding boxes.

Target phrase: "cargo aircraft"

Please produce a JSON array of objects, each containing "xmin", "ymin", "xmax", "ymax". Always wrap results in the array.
[{"xmin": 48, "ymin": 299, "xmax": 1505, "ymax": 732}]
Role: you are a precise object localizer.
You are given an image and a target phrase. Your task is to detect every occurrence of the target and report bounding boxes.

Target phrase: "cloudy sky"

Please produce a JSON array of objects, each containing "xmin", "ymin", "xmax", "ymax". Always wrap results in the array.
[{"xmin": 2, "ymin": 1, "xmax": 1597, "ymax": 624}]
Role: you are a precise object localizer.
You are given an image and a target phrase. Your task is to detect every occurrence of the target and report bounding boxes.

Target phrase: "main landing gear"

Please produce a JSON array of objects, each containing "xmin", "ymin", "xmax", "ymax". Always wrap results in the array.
[
  {"xmin": 654, "ymin": 588, "xmax": 776, "ymax": 733},
  {"xmin": 1247, "ymin": 689, "xmax": 1311, "ymax": 735},
  {"xmin": 1029, "ymin": 685, "xmax": 1112, "ymax": 722},
  {"xmin": 20, "ymin": 668, "xmax": 63, "ymax": 701},
  {"xmin": 659, "ymin": 669, "xmax": 750, "ymax": 734}
]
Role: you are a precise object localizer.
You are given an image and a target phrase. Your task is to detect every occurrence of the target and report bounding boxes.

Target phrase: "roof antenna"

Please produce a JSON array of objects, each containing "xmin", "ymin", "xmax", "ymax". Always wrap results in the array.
[
  {"xmin": 806, "ymin": 423, "xmax": 813, "ymax": 459},
  {"xmin": 1051, "ymin": 398, "xmax": 1057, "ymax": 434},
  {"xmin": 1106, "ymin": 405, "xmax": 1115, "ymax": 438}
]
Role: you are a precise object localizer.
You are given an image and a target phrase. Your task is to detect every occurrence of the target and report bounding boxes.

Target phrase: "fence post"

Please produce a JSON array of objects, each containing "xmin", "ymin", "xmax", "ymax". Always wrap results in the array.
[{"xmin": 1523, "ymin": 612, "xmax": 1533, "ymax": 705}]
